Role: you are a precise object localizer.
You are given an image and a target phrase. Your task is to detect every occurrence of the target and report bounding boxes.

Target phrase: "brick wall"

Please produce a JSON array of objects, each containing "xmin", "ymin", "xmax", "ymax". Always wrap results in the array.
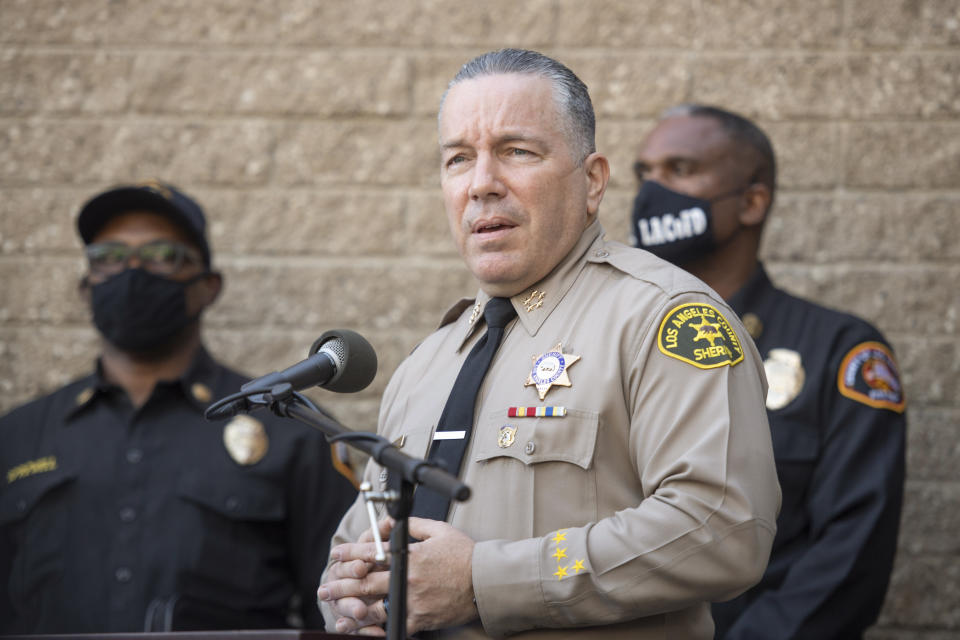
[{"xmin": 1, "ymin": 0, "xmax": 958, "ymax": 635}]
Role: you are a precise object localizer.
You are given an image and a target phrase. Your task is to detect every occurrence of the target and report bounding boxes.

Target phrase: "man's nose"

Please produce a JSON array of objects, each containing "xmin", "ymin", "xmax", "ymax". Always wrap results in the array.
[{"xmin": 468, "ymin": 154, "xmax": 506, "ymax": 201}]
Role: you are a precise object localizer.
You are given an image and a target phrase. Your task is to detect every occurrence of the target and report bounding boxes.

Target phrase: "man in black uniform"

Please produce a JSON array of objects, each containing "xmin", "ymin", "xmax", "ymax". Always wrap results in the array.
[
  {"xmin": 630, "ymin": 104, "xmax": 906, "ymax": 639},
  {"xmin": 0, "ymin": 181, "xmax": 356, "ymax": 633}
]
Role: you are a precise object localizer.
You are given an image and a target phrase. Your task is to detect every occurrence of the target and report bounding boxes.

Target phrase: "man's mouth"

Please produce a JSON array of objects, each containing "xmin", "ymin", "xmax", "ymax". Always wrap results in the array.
[{"xmin": 471, "ymin": 217, "xmax": 518, "ymax": 234}]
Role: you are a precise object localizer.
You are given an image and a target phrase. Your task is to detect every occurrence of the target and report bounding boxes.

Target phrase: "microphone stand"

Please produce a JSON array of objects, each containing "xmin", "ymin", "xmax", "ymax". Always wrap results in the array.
[{"xmin": 258, "ymin": 384, "xmax": 469, "ymax": 640}]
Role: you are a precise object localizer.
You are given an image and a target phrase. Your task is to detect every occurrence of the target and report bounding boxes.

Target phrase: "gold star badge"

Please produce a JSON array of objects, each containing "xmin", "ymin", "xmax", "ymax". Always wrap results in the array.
[
  {"xmin": 551, "ymin": 530, "xmax": 567, "ymax": 543},
  {"xmin": 689, "ymin": 317, "xmax": 723, "ymax": 347},
  {"xmin": 572, "ymin": 559, "xmax": 585, "ymax": 574},
  {"xmin": 553, "ymin": 565, "xmax": 569, "ymax": 580},
  {"xmin": 525, "ymin": 343, "xmax": 580, "ymax": 401}
]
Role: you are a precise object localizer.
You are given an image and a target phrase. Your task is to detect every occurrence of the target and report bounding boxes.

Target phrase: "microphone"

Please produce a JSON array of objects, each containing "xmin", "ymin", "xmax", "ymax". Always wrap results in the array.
[{"xmin": 242, "ymin": 329, "xmax": 378, "ymax": 396}]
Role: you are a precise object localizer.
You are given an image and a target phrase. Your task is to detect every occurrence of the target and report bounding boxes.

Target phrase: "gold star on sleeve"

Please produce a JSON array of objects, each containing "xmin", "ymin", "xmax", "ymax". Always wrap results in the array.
[
  {"xmin": 551, "ymin": 547, "xmax": 567, "ymax": 560},
  {"xmin": 553, "ymin": 565, "xmax": 569, "ymax": 580},
  {"xmin": 572, "ymin": 559, "xmax": 585, "ymax": 573},
  {"xmin": 550, "ymin": 530, "xmax": 567, "ymax": 543}
]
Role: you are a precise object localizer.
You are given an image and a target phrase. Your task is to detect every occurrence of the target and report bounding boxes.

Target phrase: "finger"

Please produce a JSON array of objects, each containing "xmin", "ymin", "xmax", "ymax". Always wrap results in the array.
[
  {"xmin": 357, "ymin": 517, "xmax": 395, "ymax": 544},
  {"xmin": 331, "ymin": 540, "xmax": 383, "ymax": 565},
  {"xmin": 325, "ymin": 557, "xmax": 372, "ymax": 580},
  {"xmin": 319, "ymin": 570, "xmax": 391, "ymax": 603},
  {"xmin": 334, "ymin": 617, "xmax": 387, "ymax": 636},
  {"xmin": 406, "ymin": 516, "xmax": 448, "ymax": 541}
]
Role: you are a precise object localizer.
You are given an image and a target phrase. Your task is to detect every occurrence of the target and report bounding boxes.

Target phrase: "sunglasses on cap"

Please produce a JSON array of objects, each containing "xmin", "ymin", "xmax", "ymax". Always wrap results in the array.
[{"xmin": 84, "ymin": 239, "xmax": 204, "ymax": 278}]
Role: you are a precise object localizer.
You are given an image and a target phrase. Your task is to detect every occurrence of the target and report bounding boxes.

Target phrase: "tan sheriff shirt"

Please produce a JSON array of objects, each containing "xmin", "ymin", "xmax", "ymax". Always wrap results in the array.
[{"xmin": 325, "ymin": 221, "xmax": 780, "ymax": 638}]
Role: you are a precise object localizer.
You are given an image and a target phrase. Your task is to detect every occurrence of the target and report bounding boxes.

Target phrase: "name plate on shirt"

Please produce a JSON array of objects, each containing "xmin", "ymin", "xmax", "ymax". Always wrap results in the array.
[{"xmin": 432, "ymin": 430, "xmax": 467, "ymax": 440}]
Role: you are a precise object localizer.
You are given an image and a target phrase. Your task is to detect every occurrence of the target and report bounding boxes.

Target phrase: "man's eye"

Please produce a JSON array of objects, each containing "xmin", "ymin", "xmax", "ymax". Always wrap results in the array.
[
  {"xmin": 509, "ymin": 148, "xmax": 532, "ymax": 157},
  {"xmin": 446, "ymin": 154, "xmax": 466, "ymax": 167}
]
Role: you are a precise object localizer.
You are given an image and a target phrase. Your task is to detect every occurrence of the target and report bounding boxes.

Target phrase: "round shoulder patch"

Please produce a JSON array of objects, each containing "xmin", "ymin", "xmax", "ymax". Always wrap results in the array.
[
  {"xmin": 837, "ymin": 341, "xmax": 906, "ymax": 413},
  {"xmin": 657, "ymin": 303, "xmax": 745, "ymax": 369}
]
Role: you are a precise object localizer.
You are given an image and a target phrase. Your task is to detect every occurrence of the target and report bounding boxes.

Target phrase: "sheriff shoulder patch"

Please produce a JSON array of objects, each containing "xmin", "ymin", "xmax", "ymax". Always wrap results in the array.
[
  {"xmin": 838, "ymin": 341, "xmax": 906, "ymax": 413},
  {"xmin": 657, "ymin": 303, "xmax": 744, "ymax": 369}
]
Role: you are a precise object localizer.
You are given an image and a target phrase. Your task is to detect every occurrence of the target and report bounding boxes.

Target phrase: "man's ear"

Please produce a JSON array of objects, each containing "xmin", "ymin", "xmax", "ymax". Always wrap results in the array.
[
  {"xmin": 739, "ymin": 183, "xmax": 772, "ymax": 228},
  {"xmin": 583, "ymin": 152, "xmax": 611, "ymax": 219},
  {"xmin": 197, "ymin": 271, "xmax": 223, "ymax": 308}
]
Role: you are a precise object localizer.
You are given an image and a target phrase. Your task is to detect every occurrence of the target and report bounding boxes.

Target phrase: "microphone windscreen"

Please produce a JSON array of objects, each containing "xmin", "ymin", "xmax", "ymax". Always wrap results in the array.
[{"xmin": 311, "ymin": 329, "xmax": 378, "ymax": 393}]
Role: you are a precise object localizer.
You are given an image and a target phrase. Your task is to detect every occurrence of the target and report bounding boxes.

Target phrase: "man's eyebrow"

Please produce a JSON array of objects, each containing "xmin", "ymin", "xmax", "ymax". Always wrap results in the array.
[{"xmin": 441, "ymin": 133, "xmax": 546, "ymax": 151}]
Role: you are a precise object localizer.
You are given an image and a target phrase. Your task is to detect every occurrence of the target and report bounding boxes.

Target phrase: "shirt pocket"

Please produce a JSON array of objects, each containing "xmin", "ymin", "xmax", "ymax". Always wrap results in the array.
[
  {"xmin": 0, "ymin": 469, "xmax": 76, "ymax": 611},
  {"xmin": 466, "ymin": 408, "xmax": 600, "ymax": 536},
  {"xmin": 176, "ymin": 471, "xmax": 287, "ymax": 596}
]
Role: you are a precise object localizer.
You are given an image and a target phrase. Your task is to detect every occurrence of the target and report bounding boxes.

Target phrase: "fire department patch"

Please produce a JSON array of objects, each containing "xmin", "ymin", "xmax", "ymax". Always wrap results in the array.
[
  {"xmin": 657, "ymin": 303, "xmax": 744, "ymax": 369},
  {"xmin": 838, "ymin": 341, "xmax": 906, "ymax": 413}
]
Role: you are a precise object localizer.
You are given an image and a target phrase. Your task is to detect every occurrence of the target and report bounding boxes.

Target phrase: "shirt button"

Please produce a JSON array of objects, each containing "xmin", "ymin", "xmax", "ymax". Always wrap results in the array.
[
  {"xmin": 524, "ymin": 441, "xmax": 536, "ymax": 455},
  {"xmin": 126, "ymin": 448, "xmax": 143, "ymax": 464},
  {"xmin": 225, "ymin": 496, "xmax": 241, "ymax": 512},
  {"xmin": 119, "ymin": 507, "xmax": 137, "ymax": 522},
  {"xmin": 115, "ymin": 567, "xmax": 133, "ymax": 583},
  {"xmin": 594, "ymin": 249, "xmax": 609, "ymax": 258}
]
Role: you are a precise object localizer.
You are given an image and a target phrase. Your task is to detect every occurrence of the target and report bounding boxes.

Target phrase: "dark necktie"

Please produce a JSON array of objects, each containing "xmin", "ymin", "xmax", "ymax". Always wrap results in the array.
[{"xmin": 410, "ymin": 297, "xmax": 517, "ymax": 521}]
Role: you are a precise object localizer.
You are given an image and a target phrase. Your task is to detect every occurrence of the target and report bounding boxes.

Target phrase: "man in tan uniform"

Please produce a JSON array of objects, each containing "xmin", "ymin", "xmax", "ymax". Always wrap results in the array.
[{"xmin": 318, "ymin": 49, "xmax": 780, "ymax": 639}]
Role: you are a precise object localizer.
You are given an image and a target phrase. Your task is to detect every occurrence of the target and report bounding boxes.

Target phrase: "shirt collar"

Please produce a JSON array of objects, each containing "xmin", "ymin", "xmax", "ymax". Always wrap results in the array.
[
  {"xmin": 727, "ymin": 262, "xmax": 773, "ymax": 317},
  {"xmin": 66, "ymin": 346, "xmax": 221, "ymax": 421},
  {"xmin": 450, "ymin": 219, "xmax": 605, "ymax": 351}
]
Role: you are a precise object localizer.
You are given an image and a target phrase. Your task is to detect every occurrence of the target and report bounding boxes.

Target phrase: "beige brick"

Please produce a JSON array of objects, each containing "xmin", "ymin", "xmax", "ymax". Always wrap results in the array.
[
  {"xmin": 0, "ymin": 257, "xmax": 88, "ymax": 323},
  {"xmin": 404, "ymin": 191, "xmax": 460, "ymax": 257},
  {"xmin": 907, "ymin": 408, "xmax": 960, "ymax": 481},
  {"xmin": 595, "ymin": 119, "xmax": 656, "ymax": 190},
  {"xmin": 900, "ymin": 482, "xmax": 960, "ymax": 554},
  {"xmin": 846, "ymin": 123, "xmax": 960, "ymax": 189},
  {"xmin": 209, "ymin": 258, "xmax": 475, "ymax": 332},
  {"xmin": 762, "ymin": 194, "xmax": 960, "ymax": 263},
  {"xmin": 764, "ymin": 122, "xmax": 845, "ymax": 189},
  {"xmin": 847, "ymin": 54, "xmax": 960, "ymax": 118},
  {"xmin": 0, "ymin": 188, "xmax": 89, "ymax": 254},
  {"xmin": 765, "ymin": 264, "xmax": 960, "ymax": 337},
  {"xmin": 0, "ymin": 327, "xmax": 99, "ymax": 414},
  {"xmin": 200, "ymin": 189, "xmax": 408, "ymax": 257},
  {"xmin": 894, "ymin": 336, "xmax": 960, "ymax": 406},
  {"xmin": 0, "ymin": 121, "xmax": 276, "ymax": 185},
  {"xmin": 692, "ymin": 54, "xmax": 848, "ymax": 119},
  {"xmin": 880, "ymin": 555, "xmax": 960, "ymax": 628},
  {"xmin": 130, "ymin": 52, "xmax": 412, "ymax": 116},
  {"xmin": 849, "ymin": 0, "xmax": 959, "ymax": 48},
  {"xmin": 564, "ymin": 54, "xmax": 690, "ymax": 119},
  {"xmin": 0, "ymin": 51, "xmax": 132, "ymax": 115},
  {"xmin": 412, "ymin": 52, "xmax": 489, "ymax": 117},
  {"xmin": 274, "ymin": 120, "xmax": 439, "ymax": 187},
  {"xmin": 596, "ymin": 188, "xmax": 635, "ymax": 246},
  {"xmin": 554, "ymin": 0, "xmax": 696, "ymax": 48},
  {"xmin": 697, "ymin": 0, "xmax": 843, "ymax": 48},
  {"xmin": 925, "ymin": 0, "xmax": 960, "ymax": 46}
]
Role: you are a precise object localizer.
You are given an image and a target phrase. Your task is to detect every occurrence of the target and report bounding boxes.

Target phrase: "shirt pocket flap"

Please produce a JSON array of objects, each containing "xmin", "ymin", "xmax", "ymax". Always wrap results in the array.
[
  {"xmin": 0, "ymin": 469, "xmax": 76, "ymax": 525},
  {"xmin": 473, "ymin": 408, "xmax": 600, "ymax": 470},
  {"xmin": 177, "ymin": 471, "xmax": 286, "ymax": 522}
]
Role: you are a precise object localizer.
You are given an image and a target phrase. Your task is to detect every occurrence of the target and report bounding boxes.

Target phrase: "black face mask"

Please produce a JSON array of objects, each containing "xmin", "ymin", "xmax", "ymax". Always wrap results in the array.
[
  {"xmin": 630, "ymin": 180, "xmax": 748, "ymax": 267},
  {"xmin": 90, "ymin": 268, "xmax": 206, "ymax": 353},
  {"xmin": 630, "ymin": 180, "xmax": 718, "ymax": 266}
]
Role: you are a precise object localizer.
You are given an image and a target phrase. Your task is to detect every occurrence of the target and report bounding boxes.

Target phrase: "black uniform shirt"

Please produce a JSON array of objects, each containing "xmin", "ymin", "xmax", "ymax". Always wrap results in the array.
[
  {"xmin": 0, "ymin": 348, "xmax": 356, "ymax": 633},
  {"xmin": 713, "ymin": 264, "xmax": 906, "ymax": 639}
]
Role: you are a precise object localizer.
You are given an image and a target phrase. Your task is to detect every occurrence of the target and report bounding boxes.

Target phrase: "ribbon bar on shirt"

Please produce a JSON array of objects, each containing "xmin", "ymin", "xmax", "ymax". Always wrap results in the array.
[{"xmin": 507, "ymin": 406, "xmax": 567, "ymax": 418}]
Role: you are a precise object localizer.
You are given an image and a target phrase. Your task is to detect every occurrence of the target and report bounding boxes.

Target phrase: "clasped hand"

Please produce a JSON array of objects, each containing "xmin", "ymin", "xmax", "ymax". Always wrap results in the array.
[{"xmin": 318, "ymin": 517, "xmax": 479, "ymax": 636}]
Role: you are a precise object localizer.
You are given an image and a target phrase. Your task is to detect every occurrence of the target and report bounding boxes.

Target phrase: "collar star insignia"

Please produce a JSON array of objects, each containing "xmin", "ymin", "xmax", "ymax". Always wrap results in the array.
[
  {"xmin": 468, "ymin": 302, "xmax": 482, "ymax": 325},
  {"xmin": 521, "ymin": 289, "xmax": 546, "ymax": 312},
  {"xmin": 525, "ymin": 342, "xmax": 580, "ymax": 401}
]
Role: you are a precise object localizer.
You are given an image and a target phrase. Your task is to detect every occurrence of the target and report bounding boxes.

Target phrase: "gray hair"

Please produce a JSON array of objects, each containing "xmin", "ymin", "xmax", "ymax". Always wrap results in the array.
[{"xmin": 440, "ymin": 48, "xmax": 596, "ymax": 163}]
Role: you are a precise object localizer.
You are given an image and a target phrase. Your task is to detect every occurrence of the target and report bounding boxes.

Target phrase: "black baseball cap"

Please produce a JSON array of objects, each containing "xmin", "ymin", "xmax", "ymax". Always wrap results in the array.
[{"xmin": 77, "ymin": 180, "xmax": 211, "ymax": 267}]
